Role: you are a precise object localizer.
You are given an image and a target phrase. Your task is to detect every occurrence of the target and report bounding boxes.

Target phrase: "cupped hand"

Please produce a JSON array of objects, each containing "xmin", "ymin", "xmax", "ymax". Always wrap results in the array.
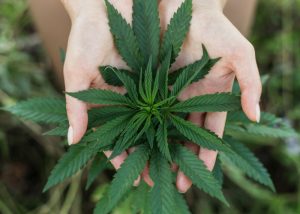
[
  {"xmin": 159, "ymin": 0, "xmax": 262, "ymax": 193},
  {"xmin": 63, "ymin": 0, "xmax": 141, "ymax": 183}
]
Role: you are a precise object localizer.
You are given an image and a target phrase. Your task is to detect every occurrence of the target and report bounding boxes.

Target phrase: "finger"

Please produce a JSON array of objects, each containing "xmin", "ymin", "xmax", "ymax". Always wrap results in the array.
[
  {"xmin": 171, "ymin": 163, "xmax": 178, "ymax": 172},
  {"xmin": 142, "ymin": 163, "xmax": 154, "ymax": 187},
  {"xmin": 176, "ymin": 113, "xmax": 203, "ymax": 193},
  {"xmin": 64, "ymin": 68, "xmax": 91, "ymax": 145},
  {"xmin": 199, "ymin": 112, "xmax": 227, "ymax": 171},
  {"xmin": 176, "ymin": 142, "xmax": 198, "ymax": 193},
  {"xmin": 233, "ymin": 45, "xmax": 262, "ymax": 122},
  {"xmin": 103, "ymin": 150, "xmax": 128, "ymax": 170},
  {"xmin": 128, "ymin": 147, "xmax": 141, "ymax": 186}
]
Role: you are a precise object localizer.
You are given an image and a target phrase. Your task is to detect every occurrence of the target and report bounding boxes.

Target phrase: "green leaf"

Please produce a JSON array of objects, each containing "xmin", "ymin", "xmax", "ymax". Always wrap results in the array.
[
  {"xmin": 131, "ymin": 182, "xmax": 151, "ymax": 214},
  {"xmin": 170, "ymin": 46, "xmax": 210, "ymax": 97},
  {"xmin": 150, "ymin": 149, "xmax": 176, "ymax": 214},
  {"xmin": 159, "ymin": 49, "xmax": 172, "ymax": 99},
  {"xmin": 146, "ymin": 124, "xmax": 155, "ymax": 148},
  {"xmin": 99, "ymin": 66, "xmax": 138, "ymax": 86},
  {"xmin": 170, "ymin": 93, "xmax": 241, "ymax": 113},
  {"xmin": 110, "ymin": 112, "xmax": 148, "ymax": 159},
  {"xmin": 139, "ymin": 69, "xmax": 148, "ymax": 102},
  {"xmin": 43, "ymin": 140, "xmax": 101, "ymax": 192},
  {"xmin": 171, "ymin": 144, "xmax": 228, "ymax": 205},
  {"xmin": 221, "ymin": 139, "xmax": 275, "ymax": 191},
  {"xmin": 169, "ymin": 57, "xmax": 220, "ymax": 85},
  {"xmin": 112, "ymin": 67, "xmax": 139, "ymax": 101},
  {"xmin": 134, "ymin": 116, "xmax": 152, "ymax": 141},
  {"xmin": 45, "ymin": 106, "xmax": 134, "ymax": 137},
  {"xmin": 85, "ymin": 154, "xmax": 108, "ymax": 190},
  {"xmin": 83, "ymin": 114, "xmax": 133, "ymax": 143},
  {"xmin": 170, "ymin": 115, "xmax": 232, "ymax": 153},
  {"xmin": 160, "ymin": 0, "xmax": 192, "ymax": 63},
  {"xmin": 156, "ymin": 122, "xmax": 172, "ymax": 162},
  {"xmin": 67, "ymin": 89, "xmax": 131, "ymax": 106},
  {"xmin": 45, "ymin": 114, "xmax": 130, "ymax": 191},
  {"xmin": 44, "ymin": 123, "xmax": 68, "ymax": 136},
  {"xmin": 151, "ymin": 70, "xmax": 160, "ymax": 102},
  {"xmin": 88, "ymin": 106, "xmax": 134, "ymax": 128},
  {"xmin": 145, "ymin": 57, "xmax": 153, "ymax": 100},
  {"xmin": 228, "ymin": 123, "xmax": 298, "ymax": 138},
  {"xmin": 132, "ymin": 0, "xmax": 160, "ymax": 68},
  {"xmin": 94, "ymin": 145, "xmax": 150, "ymax": 214},
  {"xmin": 212, "ymin": 155, "xmax": 223, "ymax": 187},
  {"xmin": 6, "ymin": 98, "xmax": 67, "ymax": 124},
  {"xmin": 105, "ymin": 0, "xmax": 143, "ymax": 71},
  {"xmin": 226, "ymin": 111, "xmax": 298, "ymax": 138},
  {"xmin": 227, "ymin": 111, "xmax": 280, "ymax": 125},
  {"xmin": 173, "ymin": 191, "xmax": 191, "ymax": 214}
]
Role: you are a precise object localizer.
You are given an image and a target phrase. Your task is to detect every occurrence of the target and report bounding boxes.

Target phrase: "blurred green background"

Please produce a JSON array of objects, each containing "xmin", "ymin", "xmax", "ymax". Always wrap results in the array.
[{"xmin": 0, "ymin": 0, "xmax": 299, "ymax": 213}]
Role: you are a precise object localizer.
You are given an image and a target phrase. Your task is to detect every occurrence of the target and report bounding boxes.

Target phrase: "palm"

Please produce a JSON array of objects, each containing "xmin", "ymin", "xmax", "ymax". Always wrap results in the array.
[
  {"xmin": 66, "ymin": 18, "xmax": 127, "ymax": 91},
  {"xmin": 159, "ymin": 0, "xmax": 261, "ymax": 192},
  {"xmin": 176, "ymin": 12, "xmax": 247, "ymax": 100}
]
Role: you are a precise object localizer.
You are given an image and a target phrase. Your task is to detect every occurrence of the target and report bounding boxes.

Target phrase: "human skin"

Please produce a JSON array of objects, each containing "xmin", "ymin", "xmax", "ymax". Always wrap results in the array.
[
  {"xmin": 159, "ymin": 0, "xmax": 261, "ymax": 193},
  {"xmin": 61, "ymin": 0, "xmax": 261, "ymax": 191}
]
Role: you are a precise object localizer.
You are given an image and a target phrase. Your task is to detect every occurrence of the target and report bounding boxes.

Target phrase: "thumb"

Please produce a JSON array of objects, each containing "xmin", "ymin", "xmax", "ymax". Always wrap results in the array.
[
  {"xmin": 234, "ymin": 48, "xmax": 262, "ymax": 123},
  {"xmin": 64, "ymin": 71, "xmax": 90, "ymax": 145}
]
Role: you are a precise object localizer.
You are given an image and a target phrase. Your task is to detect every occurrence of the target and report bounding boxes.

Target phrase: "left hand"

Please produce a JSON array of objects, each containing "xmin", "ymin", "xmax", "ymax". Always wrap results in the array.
[{"xmin": 159, "ymin": 0, "xmax": 262, "ymax": 193}]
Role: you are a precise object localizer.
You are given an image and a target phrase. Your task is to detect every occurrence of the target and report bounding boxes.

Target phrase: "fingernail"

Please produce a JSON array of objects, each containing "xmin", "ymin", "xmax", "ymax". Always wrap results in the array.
[
  {"xmin": 68, "ymin": 126, "xmax": 74, "ymax": 145},
  {"xmin": 256, "ymin": 104, "xmax": 260, "ymax": 123},
  {"xmin": 133, "ymin": 176, "xmax": 140, "ymax": 187},
  {"xmin": 178, "ymin": 189, "xmax": 186, "ymax": 194}
]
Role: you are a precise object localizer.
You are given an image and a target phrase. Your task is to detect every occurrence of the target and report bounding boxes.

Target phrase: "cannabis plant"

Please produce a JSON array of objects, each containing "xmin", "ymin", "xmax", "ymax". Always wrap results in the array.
[{"xmin": 4, "ymin": 0, "xmax": 298, "ymax": 213}]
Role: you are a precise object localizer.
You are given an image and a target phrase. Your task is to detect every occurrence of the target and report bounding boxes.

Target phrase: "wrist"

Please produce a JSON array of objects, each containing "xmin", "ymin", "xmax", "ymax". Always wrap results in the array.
[
  {"xmin": 61, "ymin": 0, "xmax": 106, "ymax": 22},
  {"xmin": 193, "ymin": 0, "xmax": 225, "ymax": 12}
]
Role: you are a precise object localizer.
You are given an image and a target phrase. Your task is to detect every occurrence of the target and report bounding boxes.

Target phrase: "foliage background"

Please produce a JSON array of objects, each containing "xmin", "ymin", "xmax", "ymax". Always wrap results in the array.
[{"xmin": 0, "ymin": 0, "xmax": 299, "ymax": 213}]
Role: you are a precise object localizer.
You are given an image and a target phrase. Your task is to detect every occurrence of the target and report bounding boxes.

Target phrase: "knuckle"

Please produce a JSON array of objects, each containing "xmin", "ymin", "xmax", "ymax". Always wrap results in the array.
[
  {"xmin": 63, "ymin": 62, "xmax": 96, "ymax": 82},
  {"xmin": 231, "ymin": 41, "xmax": 255, "ymax": 59}
]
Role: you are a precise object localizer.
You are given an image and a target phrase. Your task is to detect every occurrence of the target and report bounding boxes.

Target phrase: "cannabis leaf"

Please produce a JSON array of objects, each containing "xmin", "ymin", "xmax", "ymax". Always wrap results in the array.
[
  {"xmin": 88, "ymin": 106, "xmax": 133, "ymax": 128},
  {"xmin": 171, "ymin": 144, "xmax": 228, "ymax": 205},
  {"xmin": 170, "ymin": 46, "xmax": 209, "ymax": 97},
  {"xmin": 44, "ymin": 124, "xmax": 68, "ymax": 136},
  {"xmin": 41, "ymin": 114, "xmax": 128, "ymax": 190},
  {"xmin": 221, "ymin": 139, "xmax": 275, "ymax": 191},
  {"xmin": 173, "ymin": 190, "xmax": 191, "ymax": 214},
  {"xmin": 83, "ymin": 114, "xmax": 133, "ymax": 143},
  {"xmin": 99, "ymin": 66, "xmax": 138, "ymax": 87},
  {"xmin": 212, "ymin": 155, "xmax": 224, "ymax": 186},
  {"xmin": 6, "ymin": 98, "xmax": 67, "ymax": 124},
  {"xmin": 105, "ymin": 0, "xmax": 143, "ymax": 71},
  {"xmin": 160, "ymin": 0, "xmax": 192, "ymax": 63},
  {"xmin": 94, "ymin": 145, "xmax": 150, "ymax": 214},
  {"xmin": 43, "ymin": 141, "xmax": 101, "ymax": 192},
  {"xmin": 170, "ymin": 93, "xmax": 241, "ymax": 113},
  {"xmin": 67, "ymin": 89, "xmax": 132, "ymax": 105},
  {"xmin": 168, "ymin": 57, "xmax": 220, "ymax": 85},
  {"xmin": 150, "ymin": 149, "xmax": 176, "ymax": 214},
  {"xmin": 86, "ymin": 154, "xmax": 108, "ymax": 190},
  {"xmin": 110, "ymin": 112, "xmax": 148, "ymax": 159},
  {"xmin": 226, "ymin": 111, "xmax": 298, "ymax": 138},
  {"xmin": 158, "ymin": 49, "xmax": 172, "ymax": 99},
  {"xmin": 6, "ymin": 0, "xmax": 289, "ymax": 212},
  {"xmin": 170, "ymin": 114, "xmax": 232, "ymax": 153},
  {"xmin": 156, "ymin": 122, "xmax": 172, "ymax": 162},
  {"xmin": 133, "ymin": 0, "xmax": 160, "ymax": 68},
  {"xmin": 112, "ymin": 68, "xmax": 139, "ymax": 101}
]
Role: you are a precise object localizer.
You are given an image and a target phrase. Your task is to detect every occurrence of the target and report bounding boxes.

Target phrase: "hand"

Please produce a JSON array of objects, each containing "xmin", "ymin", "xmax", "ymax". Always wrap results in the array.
[
  {"xmin": 62, "ymin": 0, "xmax": 141, "ymax": 184},
  {"xmin": 159, "ymin": 0, "xmax": 262, "ymax": 192}
]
